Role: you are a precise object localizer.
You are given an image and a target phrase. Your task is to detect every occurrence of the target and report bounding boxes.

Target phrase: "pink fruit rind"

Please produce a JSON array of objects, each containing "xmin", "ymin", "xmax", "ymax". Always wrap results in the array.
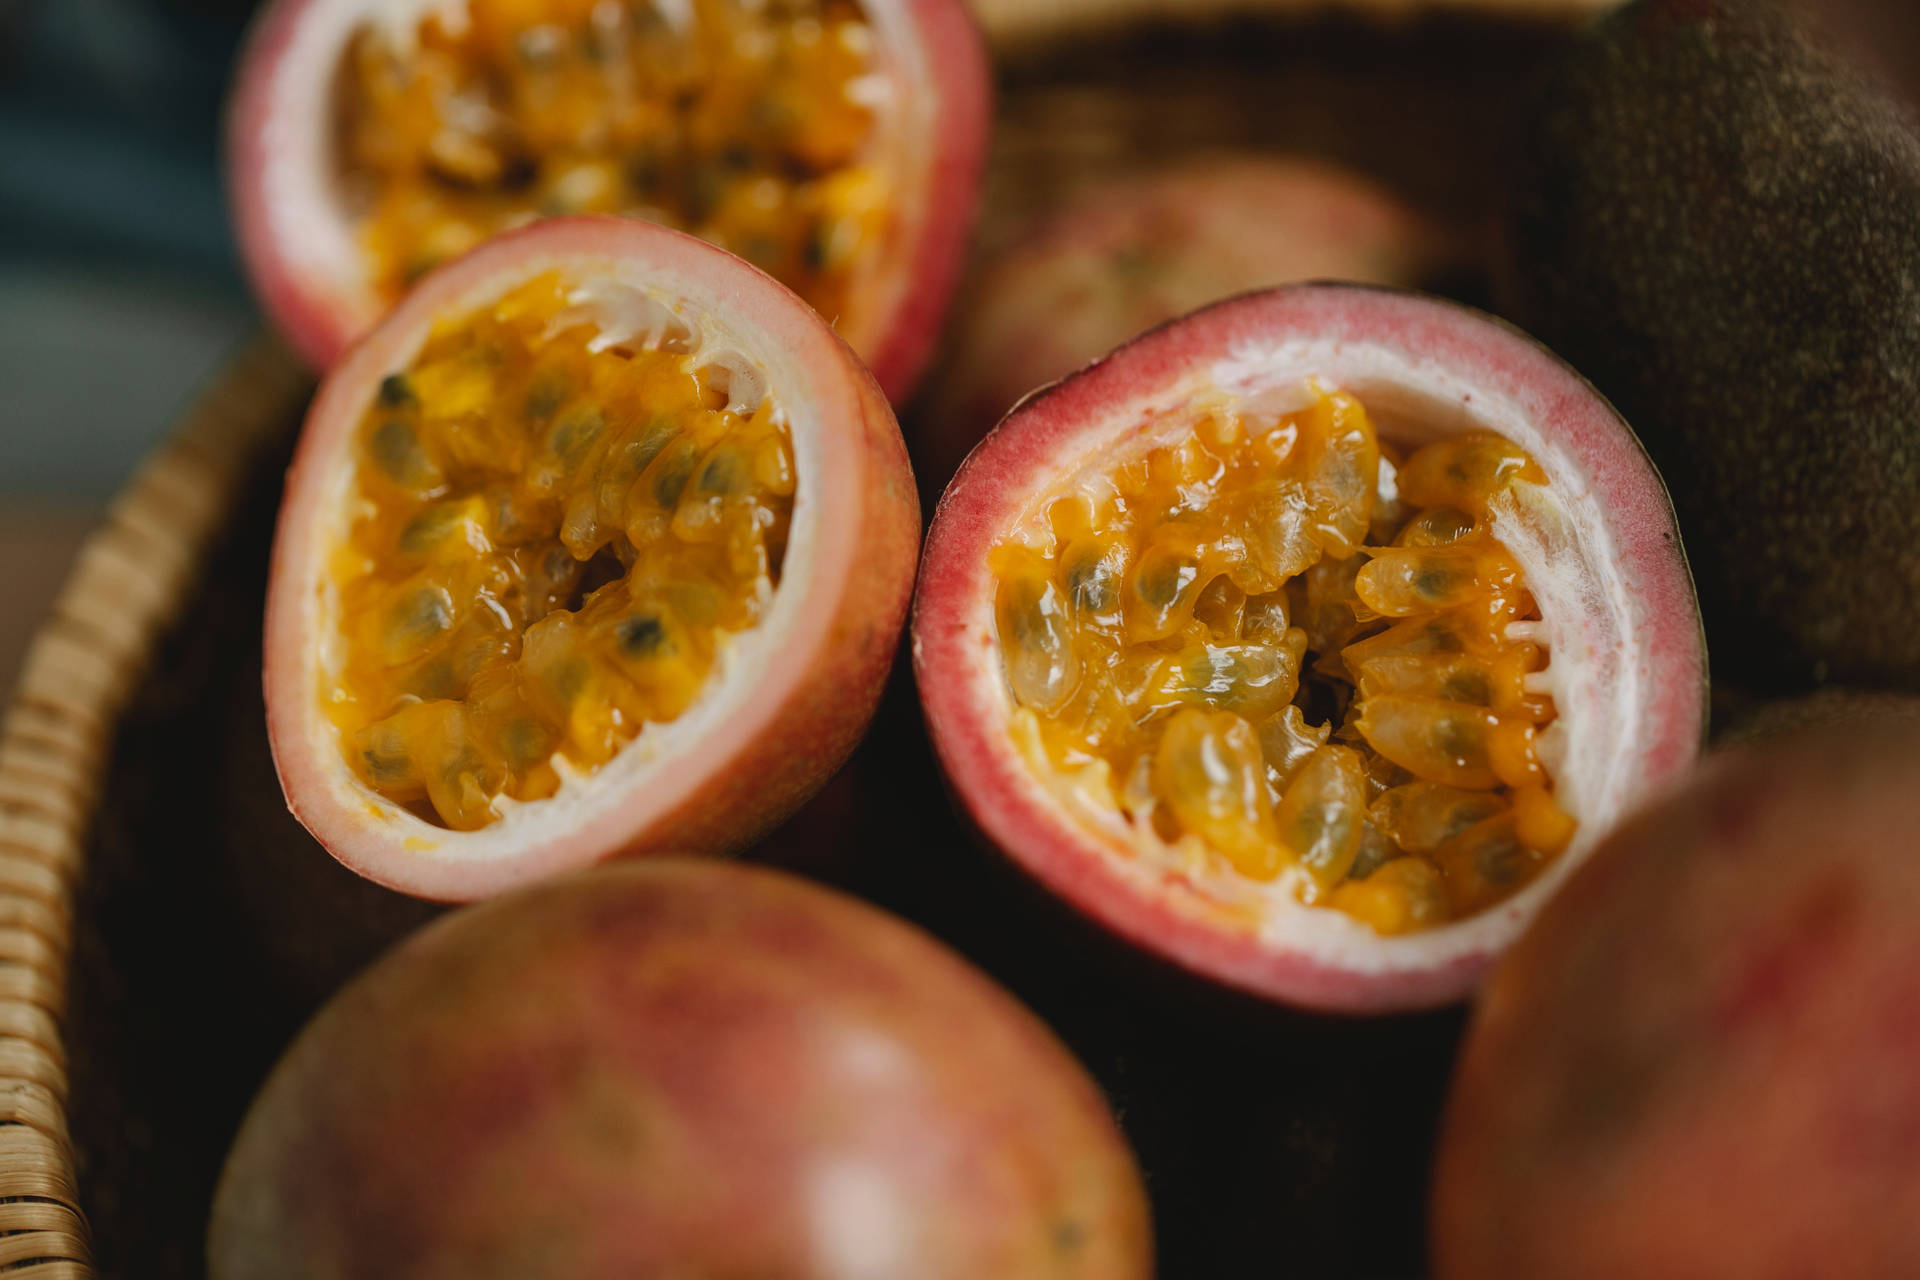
[
  {"xmin": 857, "ymin": 0, "xmax": 993, "ymax": 402},
  {"xmin": 225, "ymin": 0, "xmax": 363, "ymax": 370},
  {"xmin": 265, "ymin": 216, "xmax": 919, "ymax": 902},
  {"xmin": 225, "ymin": 0, "xmax": 992, "ymax": 400},
  {"xmin": 913, "ymin": 283, "xmax": 1706, "ymax": 1011}
]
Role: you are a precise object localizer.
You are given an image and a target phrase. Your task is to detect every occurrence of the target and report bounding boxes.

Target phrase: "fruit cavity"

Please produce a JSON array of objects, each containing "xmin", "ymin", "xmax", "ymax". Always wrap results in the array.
[
  {"xmin": 991, "ymin": 381, "xmax": 1572, "ymax": 934},
  {"xmin": 329, "ymin": 271, "xmax": 795, "ymax": 830},
  {"xmin": 209, "ymin": 861, "xmax": 1154, "ymax": 1279},
  {"xmin": 338, "ymin": 0, "xmax": 890, "ymax": 326}
]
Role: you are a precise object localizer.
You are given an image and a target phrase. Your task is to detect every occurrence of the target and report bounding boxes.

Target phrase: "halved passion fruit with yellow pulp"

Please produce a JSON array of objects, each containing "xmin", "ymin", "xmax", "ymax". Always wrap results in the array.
[
  {"xmin": 266, "ymin": 216, "xmax": 918, "ymax": 901},
  {"xmin": 227, "ymin": 0, "xmax": 988, "ymax": 399},
  {"xmin": 913, "ymin": 285, "xmax": 1705, "ymax": 1012}
]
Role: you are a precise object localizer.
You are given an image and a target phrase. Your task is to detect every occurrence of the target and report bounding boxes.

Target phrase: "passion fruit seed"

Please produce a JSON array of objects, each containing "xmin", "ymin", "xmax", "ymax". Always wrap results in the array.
[
  {"xmin": 992, "ymin": 386, "xmax": 1574, "ymax": 934},
  {"xmin": 340, "ymin": 0, "xmax": 890, "ymax": 322},
  {"xmin": 329, "ymin": 271, "xmax": 794, "ymax": 830}
]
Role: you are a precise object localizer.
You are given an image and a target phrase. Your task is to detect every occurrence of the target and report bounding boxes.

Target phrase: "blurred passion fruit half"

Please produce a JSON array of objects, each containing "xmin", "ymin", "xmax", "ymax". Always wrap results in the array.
[
  {"xmin": 913, "ymin": 284, "xmax": 1704, "ymax": 1012},
  {"xmin": 227, "ymin": 0, "xmax": 988, "ymax": 399}
]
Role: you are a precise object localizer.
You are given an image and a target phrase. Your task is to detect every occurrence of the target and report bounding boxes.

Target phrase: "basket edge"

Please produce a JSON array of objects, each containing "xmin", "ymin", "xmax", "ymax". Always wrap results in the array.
[{"xmin": 0, "ymin": 335, "xmax": 311, "ymax": 1277}]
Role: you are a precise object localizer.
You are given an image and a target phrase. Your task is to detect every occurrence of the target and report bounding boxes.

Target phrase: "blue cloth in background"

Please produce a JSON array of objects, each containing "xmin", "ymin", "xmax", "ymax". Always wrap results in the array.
[{"xmin": 0, "ymin": 0, "xmax": 259, "ymax": 498}]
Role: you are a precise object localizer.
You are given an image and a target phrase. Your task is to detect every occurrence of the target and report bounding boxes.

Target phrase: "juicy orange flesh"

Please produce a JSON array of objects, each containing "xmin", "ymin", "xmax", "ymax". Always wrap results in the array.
[
  {"xmin": 337, "ymin": 0, "xmax": 888, "ymax": 323},
  {"xmin": 326, "ymin": 272, "xmax": 795, "ymax": 830},
  {"xmin": 992, "ymin": 385, "xmax": 1577, "ymax": 935}
]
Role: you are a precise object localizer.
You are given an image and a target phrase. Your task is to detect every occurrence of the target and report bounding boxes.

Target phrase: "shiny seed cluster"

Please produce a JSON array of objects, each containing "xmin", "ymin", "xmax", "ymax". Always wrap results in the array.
[
  {"xmin": 338, "ymin": 0, "xmax": 889, "ymax": 321},
  {"xmin": 994, "ymin": 385, "xmax": 1577, "ymax": 934},
  {"xmin": 328, "ymin": 273, "xmax": 795, "ymax": 830}
]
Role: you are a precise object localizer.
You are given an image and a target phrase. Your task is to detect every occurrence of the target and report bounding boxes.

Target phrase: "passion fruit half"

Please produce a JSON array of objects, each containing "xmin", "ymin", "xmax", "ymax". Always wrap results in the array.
[
  {"xmin": 265, "ymin": 215, "xmax": 917, "ymax": 901},
  {"xmin": 913, "ymin": 284, "xmax": 1704, "ymax": 1012},
  {"xmin": 1433, "ymin": 712, "xmax": 1920, "ymax": 1278},
  {"xmin": 226, "ymin": 0, "xmax": 989, "ymax": 399},
  {"xmin": 210, "ymin": 860, "xmax": 1154, "ymax": 1278}
]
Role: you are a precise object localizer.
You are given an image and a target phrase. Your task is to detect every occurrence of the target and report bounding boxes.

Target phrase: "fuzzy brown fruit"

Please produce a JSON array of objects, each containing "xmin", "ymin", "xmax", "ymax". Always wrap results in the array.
[
  {"xmin": 209, "ymin": 860, "xmax": 1154, "ymax": 1278},
  {"xmin": 1715, "ymin": 688, "xmax": 1920, "ymax": 748},
  {"xmin": 971, "ymin": 0, "xmax": 1623, "ymax": 48},
  {"xmin": 1433, "ymin": 713, "xmax": 1920, "ymax": 1278},
  {"xmin": 1506, "ymin": 0, "xmax": 1920, "ymax": 692}
]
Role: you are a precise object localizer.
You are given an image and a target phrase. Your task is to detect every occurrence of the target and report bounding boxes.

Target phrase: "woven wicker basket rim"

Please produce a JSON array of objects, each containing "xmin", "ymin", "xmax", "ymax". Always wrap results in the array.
[{"xmin": 0, "ymin": 337, "xmax": 311, "ymax": 1274}]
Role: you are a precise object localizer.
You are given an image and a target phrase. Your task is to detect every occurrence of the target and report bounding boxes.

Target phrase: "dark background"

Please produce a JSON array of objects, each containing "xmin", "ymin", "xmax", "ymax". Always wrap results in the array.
[
  {"xmin": 1, "ymin": 0, "xmax": 254, "ymax": 496},
  {"xmin": 0, "ymin": 0, "xmax": 258, "ymax": 687}
]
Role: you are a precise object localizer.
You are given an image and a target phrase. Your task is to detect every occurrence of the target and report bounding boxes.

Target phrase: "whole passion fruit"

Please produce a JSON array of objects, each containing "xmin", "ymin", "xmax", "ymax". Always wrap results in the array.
[
  {"xmin": 912, "ymin": 284, "xmax": 1704, "ymax": 1012},
  {"xmin": 1432, "ymin": 713, "xmax": 1920, "ymax": 1278},
  {"xmin": 226, "ymin": 0, "xmax": 989, "ymax": 399},
  {"xmin": 209, "ymin": 860, "xmax": 1153, "ymax": 1278},
  {"xmin": 264, "ymin": 215, "xmax": 918, "ymax": 901},
  {"xmin": 918, "ymin": 154, "xmax": 1457, "ymax": 484}
]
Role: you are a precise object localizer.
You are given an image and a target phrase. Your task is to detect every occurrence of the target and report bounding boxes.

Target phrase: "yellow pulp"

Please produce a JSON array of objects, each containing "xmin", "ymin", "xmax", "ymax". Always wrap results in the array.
[
  {"xmin": 337, "ymin": 0, "xmax": 889, "ymax": 321},
  {"xmin": 993, "ymin": 385, "xmax": 1578, "ymax": 935},
  {"xmin": 327, "ymin": 273, "xmax": 795, "ymax": 830}
]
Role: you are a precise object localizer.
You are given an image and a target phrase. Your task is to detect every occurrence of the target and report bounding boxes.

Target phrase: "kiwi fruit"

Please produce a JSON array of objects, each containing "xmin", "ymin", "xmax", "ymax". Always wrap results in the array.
[{"xmin": 1505, "ymin": 0, "xmax": 1920, "ymax": 695}]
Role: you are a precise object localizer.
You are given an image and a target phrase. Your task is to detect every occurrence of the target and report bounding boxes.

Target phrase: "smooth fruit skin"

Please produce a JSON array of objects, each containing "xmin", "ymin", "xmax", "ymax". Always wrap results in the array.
[
  {"xmin": 917, "ymin": 154, "xmax": 1457, "ymax": 484},
  {"xmin": 1432, "ymin": 713, "xmax": 1920, "ymax": 1279},
  {"xmin": 264, "ymin": 217, "xmax": 920, "ymax": 901},
  {"xmin": 1505, "ymin": 0, "xmax": 1920, "ymax": 693},
  {"xmin": 225, "ymin": 0, "xmax": 991, "ymax": 402},
  {"xmin": 913, "ymin": 284, "xmax": 1705, "ymax": 1012},
  {"xmin": 208, "ymin": 860, "xmax": 1154, "ymax": 1279}
]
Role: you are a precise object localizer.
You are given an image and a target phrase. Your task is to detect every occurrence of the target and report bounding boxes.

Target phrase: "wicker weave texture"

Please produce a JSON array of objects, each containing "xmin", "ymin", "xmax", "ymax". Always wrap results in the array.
[{"xmin": 0, "ymin": 339, "xmax": 310, "ymax": 1277}]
